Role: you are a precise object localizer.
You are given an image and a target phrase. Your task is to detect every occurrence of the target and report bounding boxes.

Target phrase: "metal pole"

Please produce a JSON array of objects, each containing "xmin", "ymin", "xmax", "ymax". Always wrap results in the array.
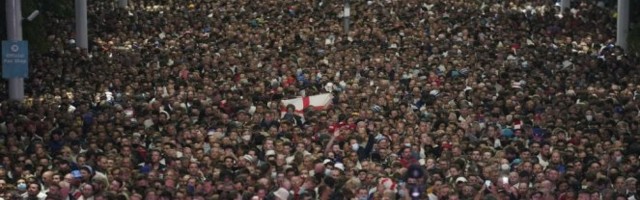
[
  {"xmin": 560, "ymin": 0, "xmax": 570, "ymax": 11},
  {"xmin": 6, "ymin": 0, "xmax": 24, "ymax": 101},
  {"xmin": 616, "ymin": 0, "xmax": 629, "ymax": 51},
  {"xmin": 343, "ymin": 0, "xmax": 350, "ymax": 35},
  {"xmin": 75, "ymin": 0, "xmax": 88, "ymax": 50},
  {"xmin": 118, "ymin": 0, "xmax": 127, "ymax": 8}
]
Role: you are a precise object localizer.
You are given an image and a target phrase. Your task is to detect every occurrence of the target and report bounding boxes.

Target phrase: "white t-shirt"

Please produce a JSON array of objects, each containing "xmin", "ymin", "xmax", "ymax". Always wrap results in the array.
[{"xmin": 21, "ymin": 192, "xmax": 47, "ymax": 200}]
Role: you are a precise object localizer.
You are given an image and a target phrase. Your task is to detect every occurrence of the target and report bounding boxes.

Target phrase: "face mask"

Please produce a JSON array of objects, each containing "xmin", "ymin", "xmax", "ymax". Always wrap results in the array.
[
  {"xmin": 17, "ymin": 183, "xmax": 27, "ymax": 191},
  {"xmin": 586, "ymin": 115, "xmax": 593, "ymax": 121},
  {"xmin": 351, "ymin": 143, "xmax": 359, "ymax": 151},
  {"xmin": 324, "ymin": 169, "xmax": 332, "ymax": 176},
  {"xmin": 501, "ymin": 164, "xmax": 510, "ymax": 171},
  {"xmin": 242, "ymin": 135, "xmax": 251, "ymax": 141},
  {"xmin": 616, "ymin": 156, "xmax": 622, "ymax": 162}
]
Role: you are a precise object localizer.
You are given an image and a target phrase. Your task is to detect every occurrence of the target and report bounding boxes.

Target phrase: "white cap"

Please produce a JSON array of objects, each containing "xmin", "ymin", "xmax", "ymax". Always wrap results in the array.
[
  {"xmin": 334, "ymin": 163, "xmax": 345, "ymax": 171},
  {"xmin": 286, "ymin": 156, "xmax": 295, "ymax": 164},
  {"xmin": 265, "ymin": 150, "xmax": 276, "ymax": 157},
  {"xmin": 143, "ymin": 119, "xmax": 155, "ymax": 128},
  {"xmin": 67, "ymin": 105, "xmax": 77, "ymax": 113},
  {"xmin": 243, "ymin": 155, "xmax": 254, "ymax": 163},
  {"xmin": 325, "ymin": 82, "xmax": 335, "ymax": 92},
  {"xmin": 273, "ymin": 188, "xmax": 290, "ymax": 200},
  {"xmin": 248, "ymin": 105, "xmax": 256, "ymax": 115}
]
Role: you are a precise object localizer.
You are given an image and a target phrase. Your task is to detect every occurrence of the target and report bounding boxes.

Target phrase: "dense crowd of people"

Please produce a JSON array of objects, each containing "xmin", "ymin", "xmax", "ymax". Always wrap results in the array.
[{"xmin": 0, "ymin": 0, "xmax": 639, "ymax": 199}]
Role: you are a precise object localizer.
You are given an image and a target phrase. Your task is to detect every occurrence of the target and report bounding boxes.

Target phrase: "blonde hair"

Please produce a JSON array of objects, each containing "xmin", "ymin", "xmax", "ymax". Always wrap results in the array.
[
  {"xmin": 92, "ymin": 172, "xmax": 110, "ymax": 190},
  {"xmin": 382, "ymin": 190, "xmax": 397, "ymax": 200},
  {"xmin": 344, "ymin": 178, "xmax": 362, "ymax": 192}
]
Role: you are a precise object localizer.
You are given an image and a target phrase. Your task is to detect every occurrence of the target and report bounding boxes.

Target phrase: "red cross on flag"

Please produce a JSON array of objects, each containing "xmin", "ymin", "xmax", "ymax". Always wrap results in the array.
[{"xmin": 280, "ymin": 93, "xmax": 333, "ymax": 117}]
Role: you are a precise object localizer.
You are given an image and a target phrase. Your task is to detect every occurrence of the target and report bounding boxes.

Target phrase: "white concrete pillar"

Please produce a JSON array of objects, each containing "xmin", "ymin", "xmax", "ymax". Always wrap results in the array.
[
  {"xmin": 75, "ymin": 0, "xmax": 88, "ymax": 50},
  {"xmin": 118, "ymin": 0, "xmax": 127, "ymax": 8},
  {"xmin": 343, "ymin": 0, "xmax": 350, "ymax": 35},
  {"xmin": 616, "ymin": 0, "xmax": 629, "ymax": 51},
  {"xmin": 560, "ymin": 0, "xmax": 571, "ymax": 10},
  {"xmin": 6, "ymin": 0, "xmax": 25, "ymax": 101}
]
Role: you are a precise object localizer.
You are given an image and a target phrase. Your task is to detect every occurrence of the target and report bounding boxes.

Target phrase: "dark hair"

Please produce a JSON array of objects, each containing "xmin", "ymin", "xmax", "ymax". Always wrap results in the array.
[
  {"xmin": 112, "ymin": 179, "xmax": 123, "ymax": 189},
  {"xmin": 29, "ymin": 182, "xmax": 41, "ymax": 191}
]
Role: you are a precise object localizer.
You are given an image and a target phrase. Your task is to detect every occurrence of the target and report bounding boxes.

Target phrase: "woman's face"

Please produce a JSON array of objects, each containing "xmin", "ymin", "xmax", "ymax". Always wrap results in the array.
[
  {"xmin": 81, "ymin": 169, "xmax": 90, "ymax": 181},
  {"xmin": 16, "ymin": 179, "xmax": 26, "ymax": 190},
  {"xmin": 483, "ymin": 152, "xmax": 492, "ymax": 160},
  {"xmin": 426, "ymin": 159, "xmax": 435, "ymax": 168}
]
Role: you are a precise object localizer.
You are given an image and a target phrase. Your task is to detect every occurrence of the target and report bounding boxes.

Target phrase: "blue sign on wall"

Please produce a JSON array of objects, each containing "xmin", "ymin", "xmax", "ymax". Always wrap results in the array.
[{"xmin": 2, "ymin": 40, "xmax": 29, "ymax": 78}]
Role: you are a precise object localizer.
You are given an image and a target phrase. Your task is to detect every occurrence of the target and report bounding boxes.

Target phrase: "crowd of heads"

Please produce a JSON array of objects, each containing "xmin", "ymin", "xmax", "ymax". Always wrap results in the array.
[{"xmin": 1, "ymin": 0, "xmax": 640, "ymax": 199}]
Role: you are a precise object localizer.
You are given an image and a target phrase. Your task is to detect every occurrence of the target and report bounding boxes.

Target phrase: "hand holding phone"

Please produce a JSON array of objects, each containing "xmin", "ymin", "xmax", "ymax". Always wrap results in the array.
[
  {"xmin": 501, "ymin": 176, "xmax": 509, "ymax": 184},
  {"xmin": 484, "ymin": 180, "xmax": 492, "ymax": 188}
]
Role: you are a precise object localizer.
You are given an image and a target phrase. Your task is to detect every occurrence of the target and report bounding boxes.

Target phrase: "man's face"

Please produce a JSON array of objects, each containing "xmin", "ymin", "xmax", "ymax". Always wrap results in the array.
[
  {"xmin": 81, "ymin": 184, "xmax": 94, "ymax": 197},
  {"xmin": 152, "ymin": 151, "xmax": 162, "ymax": 163},
  {"xmin": 541, "ymin": 145, "xmax": 551, "ymax": 156},
  {"xmin": 63, "ymin": 174, "xmax": 75, "ymax": 183},
  {"xmin": 482, "ymin": 152, "xmax": 492, "ymax": 160},
  {"xmin": 48, "ymin": 185, "xmax": 60, "ymax": 195},
  {"xmin": 402, "ymin": 148, "xmax": 412, "ymax": 158},
  {"xmin": 530, "ymin": 143, "xmax": 541, "ymax": 154},
  {"xmin": 470, "ymin": 151, "xmax": 481, "ymax": 161},
  {"xmin": 358, "ymin": 171, "xmax": 367, "ymax": 181},
  {"xmin": 265, "ymin": 140, "xmax": 274, "ymax": 150},
  {"xmin": 188, "ymin": 163, "xmax": 199, "ymax": 175},
  {"xmin": 28, "ymin": 183, "xmax": 39, "ymax": 195},
  {"xmin": 577, "ymin": 193, "xmax": 590, "ymax": 200},
  {"xmin": 109, "ymin": 180, "xmax": 121, "ymax": 192},
  {"xmin": 225, "ymin": 158, "xmax": 234, "ymax": 168},
  {"xmin": 53, "ymin": 175, "xmax": 61, "ymax": 183},
  {"xmin": 0, "ymin": 179, "xmax": 5, "ymax": 191},
  {"xmin": 106, "ymin": 159, "xmax": 115, "ymax": 169},
  {"xmin": 257, "ymin": 188, "xmax": 267, "ymax": 198},
  {"xmin": 357, "ymin": 189, "xmax": 368, "ymax": 198},
  {"xmin": 331, "ymin": 169, "xmax": 341, "ymax": 179}
]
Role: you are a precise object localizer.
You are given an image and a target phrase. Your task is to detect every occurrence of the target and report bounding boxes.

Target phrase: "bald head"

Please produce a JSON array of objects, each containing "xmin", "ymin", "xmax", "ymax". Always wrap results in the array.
[
  {"xmin": 281, "ymin": 179, "xmax": 292, "ymax": 190},
  {"xmin": 42, "ymin": 171, "xmax": 54, "ymax": 185},
  {"xmin": 257, "ymin": 178, "xmax": 270, "ymax": 188},
  {"xmin": 314, "ymin": 163, "xmax": 325, "ymax": 174}
]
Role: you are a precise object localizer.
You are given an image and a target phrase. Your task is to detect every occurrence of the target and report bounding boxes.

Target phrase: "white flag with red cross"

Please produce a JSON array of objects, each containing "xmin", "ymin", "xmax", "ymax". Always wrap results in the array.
[{"xmin": 280, "ymin": 93, "xmax": 333, "ymax": 117}]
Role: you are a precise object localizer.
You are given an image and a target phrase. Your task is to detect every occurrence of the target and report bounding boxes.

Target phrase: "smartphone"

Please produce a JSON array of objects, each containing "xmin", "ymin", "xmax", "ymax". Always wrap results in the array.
[
  {"xmin": 484, "ymin": 180, "xmax": 492, "ymax": 187},
  {"xmin": 501, "ymin": 176, "xmax": 509, "ymax": 184}
]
